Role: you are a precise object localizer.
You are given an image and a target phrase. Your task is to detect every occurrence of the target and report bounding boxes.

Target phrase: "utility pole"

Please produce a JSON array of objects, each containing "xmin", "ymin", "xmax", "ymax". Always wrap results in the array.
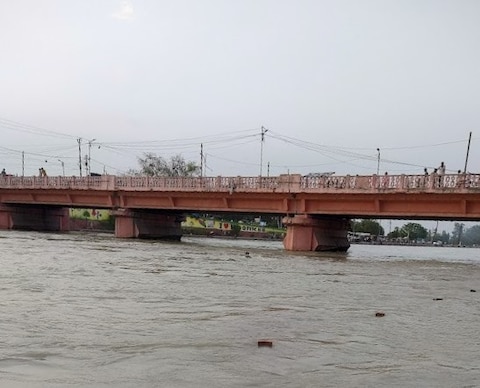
[
  {"xmin": 200, "ymin": 143, "xmax": 203, "ymax": 178},
  {"xmin": 22, "ymin": 151, "xmax": 25, "ymax": 177},
  {"xmin": 376, "ymin": 148, "xmax": 380, "ymax": 175},
  {"xmin": 464, "ymin": 131, "xmax": 472, "ymax": 174},
  {"xmin": 260, "ymin": 126, "xmax": 268, "ymax": 177},
  {"xmin": 77, "ymin": 138, "xmax": 82, "ymax": 177},
  {"xmin": 458, "ymin": 223, "xmax": 464, "ymax": 246},
  {"xmin": 87, "ymin": 138, "xmax": 96, "ymax": 175}
]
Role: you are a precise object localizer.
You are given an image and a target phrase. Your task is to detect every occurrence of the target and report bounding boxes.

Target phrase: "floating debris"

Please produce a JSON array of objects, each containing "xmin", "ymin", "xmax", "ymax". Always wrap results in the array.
[
  {"xmin": 470, "ymin": 289, "xmax": 476, "ymax": 293},
  {"xmin": 433, "ymin": 298, "xmax": 443, "ymax": 301},
  {"xmin": 257, "ymin": 340, "xmax": 273, "ymax": 348},
  {"xmin": 375, "ymin": 312, "xmax": 385, "ymax": 317}
]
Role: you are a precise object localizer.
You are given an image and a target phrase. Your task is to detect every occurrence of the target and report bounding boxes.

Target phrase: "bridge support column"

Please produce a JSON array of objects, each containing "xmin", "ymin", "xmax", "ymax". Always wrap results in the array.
[
  {"xmin": 283, "ymin": 215, "xmax": 350, "ymax": 252},
  {"xmin": 0, "ymin": 204, "xmax": 69, "ymax": 232},
  {"xmin": 113, "ymin": 209, "xmax": 184, "ymax": 240},
  {"xmin": 0, "ymin": 204, "xmax": 13, "ymax": 229}
]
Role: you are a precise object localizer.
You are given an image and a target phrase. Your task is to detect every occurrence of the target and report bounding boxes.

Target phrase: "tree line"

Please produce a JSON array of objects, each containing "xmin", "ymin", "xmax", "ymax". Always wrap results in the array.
[{"xmin": 351, "ymin": 219, "xmax": 480, "ymax": 246}]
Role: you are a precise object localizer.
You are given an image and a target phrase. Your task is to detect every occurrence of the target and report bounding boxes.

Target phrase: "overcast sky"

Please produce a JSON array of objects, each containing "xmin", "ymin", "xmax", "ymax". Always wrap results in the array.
[{"xmin": 1, "ymin": 0, "xmax": 479, "ymax": 179}]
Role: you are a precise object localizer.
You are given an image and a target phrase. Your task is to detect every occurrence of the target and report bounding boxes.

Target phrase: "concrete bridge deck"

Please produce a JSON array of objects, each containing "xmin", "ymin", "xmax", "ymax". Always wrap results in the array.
[{"xmin": 1, "ymin": 173, "xmax": 479, "ymax": 219}]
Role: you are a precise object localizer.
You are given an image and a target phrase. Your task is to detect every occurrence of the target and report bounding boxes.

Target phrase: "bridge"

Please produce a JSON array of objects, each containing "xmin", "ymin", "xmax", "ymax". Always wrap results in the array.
[{"xmin": 1, "ymin": 172, "xmax": 480, "ymax": 251}]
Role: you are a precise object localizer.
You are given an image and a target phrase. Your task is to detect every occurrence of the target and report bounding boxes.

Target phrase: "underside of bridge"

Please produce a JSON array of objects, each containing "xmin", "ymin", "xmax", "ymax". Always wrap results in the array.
[
  {"xmin": 0, "ymin": 204, "xmax": 70, "ymax": 232},
  {"xmin": 113, "ymin": 208, "xmax": 184, "ymax": 240},
  {"xmin": 283, "ymin": 215, "xmax": 351, "ymax": 252},
  {"xmin": 0, "ymin": 204, "xmax": 351, "ymax": 252}
]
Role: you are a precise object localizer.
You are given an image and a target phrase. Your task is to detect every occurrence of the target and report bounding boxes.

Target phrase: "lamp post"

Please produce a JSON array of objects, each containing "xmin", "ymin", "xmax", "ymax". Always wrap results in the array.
[
  {"xmin": 58, "ymin": 159, "xmax": 65, "ymax": 176},
  {"xmin": 376, "ymin": 148, "xmax": 380, "ymax": 175}
]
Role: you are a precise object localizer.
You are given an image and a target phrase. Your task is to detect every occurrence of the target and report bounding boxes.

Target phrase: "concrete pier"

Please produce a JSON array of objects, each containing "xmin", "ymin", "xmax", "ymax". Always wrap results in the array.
[{"xmin": 283, "ymin": 215, "xmax": 350, "ymax": 252}]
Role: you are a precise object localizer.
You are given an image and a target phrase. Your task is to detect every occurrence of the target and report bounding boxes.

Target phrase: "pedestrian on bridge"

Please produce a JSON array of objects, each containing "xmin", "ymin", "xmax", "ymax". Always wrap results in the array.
[
  {"xmin": 437, "ymin": 162, "xmax": 446, "ymax": 187},
  {"xmin": 39, "ymin": 167, "xmax": 47, "ymax": 177}
]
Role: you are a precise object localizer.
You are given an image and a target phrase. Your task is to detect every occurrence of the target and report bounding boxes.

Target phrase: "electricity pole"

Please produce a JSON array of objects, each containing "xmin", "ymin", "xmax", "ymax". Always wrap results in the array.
[
  {"xmin": 260, "ymin": 126, "xmax": 268, "ymax": 177},
  {"xmin": 464, "ymin": 131, "xmax": 472, "ymax": 174},
  {"xmin": 376, "ymin": 148, "xmax": 380, "ymax": 175},
  {"xmin": 77, "ymin": 138, "xmax": 82, "ymax": 177},
  {"xmin": 87, "ymin": 139, "xmax": 96, "ymax": 175},
  {"xmin": 200, "ymin": 143, "xmax": 204, "ymax": 177}
]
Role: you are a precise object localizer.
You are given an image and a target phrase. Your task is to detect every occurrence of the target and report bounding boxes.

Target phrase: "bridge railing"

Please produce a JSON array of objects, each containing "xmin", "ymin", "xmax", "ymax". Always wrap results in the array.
[
  {"xmin": 113, "ymin": 175, "xmax": 285, "ymax": 191},
  {"xmin": 0, "ymin": 175, "xmax": 111, "ymax": 189},
  {"xmin": 1, "ymin": 173, "xmax": 480, "ymax": 192}
]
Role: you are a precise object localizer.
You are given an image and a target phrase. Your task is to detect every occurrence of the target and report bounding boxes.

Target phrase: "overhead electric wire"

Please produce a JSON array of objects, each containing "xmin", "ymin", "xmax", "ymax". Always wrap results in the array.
[
  {"xmin": 1, "ymin": 115, "xmax": 474, "ymax": 176},
  {"xmin": 101, "ymin": 133, "xmax": 259, "ymax": 152},
  {"xmin": 0, "ymin": 116, "xmax": 77, "ymax": 140},
  {"xmin": 266, "ymin": 130, "xmax": 466, "ymax": 171}
]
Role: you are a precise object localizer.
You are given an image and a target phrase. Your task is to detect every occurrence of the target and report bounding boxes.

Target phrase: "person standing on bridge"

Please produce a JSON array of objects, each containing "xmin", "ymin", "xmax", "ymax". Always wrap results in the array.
[
  {"xmin": 437, "ymin": 162, "xmax": 446, "ymax": 187},
  {"xmin": 39, "ymin": 167, "xmax": 47, "ymax": 177},
  {"xmin": 1, "ymin": 168, "xmax": 6, "ymax": 177},
  {"xmin": 421, "ymin": 168, "xmax": 429, "ymax": 188}
]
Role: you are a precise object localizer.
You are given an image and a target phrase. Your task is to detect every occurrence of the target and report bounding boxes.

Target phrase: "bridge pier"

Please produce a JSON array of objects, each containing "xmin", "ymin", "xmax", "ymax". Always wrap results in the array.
[
  {"xmin": 283, "ymin": 215, "xmax": 350, "ymax": 252},
  {"xmin": 113, "ymin": 209, "xmax": 184, "ymax": 240},
  {"xmin": 0, "ymin": 204, "xmax": 69, "ymax": 232}
]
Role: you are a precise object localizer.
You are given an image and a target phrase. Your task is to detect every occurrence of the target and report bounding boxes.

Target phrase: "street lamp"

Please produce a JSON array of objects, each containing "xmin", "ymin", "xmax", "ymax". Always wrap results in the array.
[
  {"xmin": 58, "ymin": 159, "xmax": 65, "ymax": 176},
  {"xmin": 376, "ymin": 148, "xmax": 380, "ymax": 175}
]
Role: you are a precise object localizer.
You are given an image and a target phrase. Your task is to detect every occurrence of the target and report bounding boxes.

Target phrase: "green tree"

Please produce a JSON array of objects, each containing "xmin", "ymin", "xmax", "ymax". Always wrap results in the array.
[
  {"xmin": 230, "ymin": 223, "xmax": 241, "ymax": 238},
  {"xmin": 460, "ymin": 224, "xmax": 480, "ymax": 246},
  {"xmin": 400, "ymin": 222, "xmax": 428, "ymax": 241},
  {"xmin": 451, "ymin": 222, "xmax": 465, "ymax": 246},
  {"xmin": 130, "ymin": 153, "xmax": 200, "ymax": 177},
  {"xmin": 440, "ymin": 230, "xmax": 450, "ymax": 244},
  {"xmin": 351, "ymin": 219, "xmax": 384, "ymax": 236},
  {"xmin": 387, "ymin": 226, "xmax": 404, "ymax": 239}
]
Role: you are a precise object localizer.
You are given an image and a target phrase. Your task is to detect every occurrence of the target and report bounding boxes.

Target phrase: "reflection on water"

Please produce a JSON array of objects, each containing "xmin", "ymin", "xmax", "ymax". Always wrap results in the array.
[{"xmin": 0, "ymin": 230, "xmax": 479, "ymax": 387}]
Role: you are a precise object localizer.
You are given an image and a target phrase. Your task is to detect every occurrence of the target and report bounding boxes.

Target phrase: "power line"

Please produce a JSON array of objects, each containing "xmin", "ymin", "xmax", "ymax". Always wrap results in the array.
[{"xmin": 0, "ymin": 117, "xmax": 78, "ymax": 140}]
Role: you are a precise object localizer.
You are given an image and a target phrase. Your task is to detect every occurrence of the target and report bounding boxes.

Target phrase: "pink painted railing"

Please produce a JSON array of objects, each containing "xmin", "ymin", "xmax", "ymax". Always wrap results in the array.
[{"xmin": 1, "ymin": 173, "xmax": 479, "ymax": 192}]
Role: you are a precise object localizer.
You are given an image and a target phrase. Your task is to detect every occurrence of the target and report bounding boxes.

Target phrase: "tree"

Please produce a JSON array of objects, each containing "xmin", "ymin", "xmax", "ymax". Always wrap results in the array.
[
  {"xmin": 351, "ymin": 219, "xmax": 384, "ymax": 236},
  {"xmin": 387, "ymin": 226, "xmax": 404, "ymax": 239},
  {"xmin": 400, "ymin": 222, "xmax": 428, "ymax": 241},
  {"xmin": 460, "ymin": 224, "xmax": 480, "ymax": 246},
  {"xmin": 230, "ymin": 223, "xmax": 241, "ymax": 238},
  {"xmin": 451, "ymin": 222, "xmax": 465, "ymax": 246},
  {"xmin": 439, "ymin": 231, "xmax": 450, "ymax": 244},
  {"xmin": 132, "ymin": 153, "xmax": 200, "ymax": 177}
]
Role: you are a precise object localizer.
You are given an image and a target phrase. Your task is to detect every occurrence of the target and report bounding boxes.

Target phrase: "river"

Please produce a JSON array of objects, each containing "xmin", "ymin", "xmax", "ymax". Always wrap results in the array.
[{"xmin": 0, "ymin": 230, "xmax": 478, "ymax": 387}]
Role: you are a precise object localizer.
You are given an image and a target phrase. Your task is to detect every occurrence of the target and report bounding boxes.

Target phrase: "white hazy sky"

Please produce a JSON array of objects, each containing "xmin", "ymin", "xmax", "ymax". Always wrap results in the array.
[{"xmin": 1, "ymin": 0, "xmax": 479, "ymax": 179}]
